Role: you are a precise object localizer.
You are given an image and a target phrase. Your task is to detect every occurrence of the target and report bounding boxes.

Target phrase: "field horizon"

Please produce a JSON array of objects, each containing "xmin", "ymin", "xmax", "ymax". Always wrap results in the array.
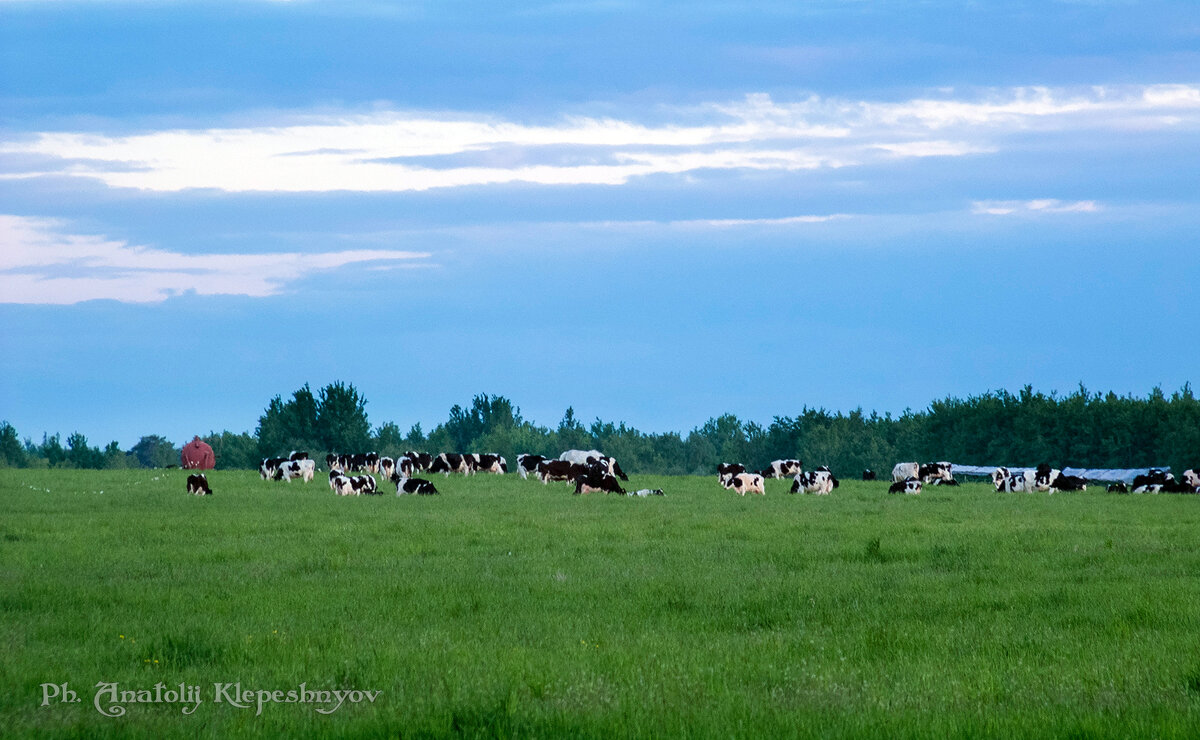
[{"xmin": 4, "ymin": 468, "xmax": 1200, "ymax": 738}]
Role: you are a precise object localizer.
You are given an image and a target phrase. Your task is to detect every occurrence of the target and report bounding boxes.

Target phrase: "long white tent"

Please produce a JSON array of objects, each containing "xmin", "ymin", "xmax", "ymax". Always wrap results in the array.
[{"xmin": 948, "ymin": 464, "xmax": 1165, "ymax": 483}]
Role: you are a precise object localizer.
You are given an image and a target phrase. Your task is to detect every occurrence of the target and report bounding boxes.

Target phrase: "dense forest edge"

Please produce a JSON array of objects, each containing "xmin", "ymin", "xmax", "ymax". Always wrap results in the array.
[{"xmin": 2, "ymin": 382, "xmax": 1197, "ymax": 476}]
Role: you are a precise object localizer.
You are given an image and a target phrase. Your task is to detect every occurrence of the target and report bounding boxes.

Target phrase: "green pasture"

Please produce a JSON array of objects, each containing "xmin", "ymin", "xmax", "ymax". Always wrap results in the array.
[{"xmin": 3, "ymin": 468, "xmax": 1200, "ymax": 738}]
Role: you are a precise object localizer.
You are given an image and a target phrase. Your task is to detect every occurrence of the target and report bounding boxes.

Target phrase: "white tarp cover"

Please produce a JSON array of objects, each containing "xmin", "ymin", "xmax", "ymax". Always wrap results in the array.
[{"xmin": 948, "ymin": 464, "xmax": 1166, "ymax": 483}]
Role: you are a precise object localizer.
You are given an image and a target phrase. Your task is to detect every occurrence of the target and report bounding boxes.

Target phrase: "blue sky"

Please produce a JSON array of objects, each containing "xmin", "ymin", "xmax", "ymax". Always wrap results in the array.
[{"xmin": 1, "ymin": 0, "xmax": 1197, "ymax": 448}]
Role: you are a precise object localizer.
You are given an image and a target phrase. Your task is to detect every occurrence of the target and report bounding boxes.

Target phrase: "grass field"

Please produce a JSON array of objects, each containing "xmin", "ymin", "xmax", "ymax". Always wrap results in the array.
[{"xmin": 3, "ymin": 467, "xmax": 1200, "ymax": 738}]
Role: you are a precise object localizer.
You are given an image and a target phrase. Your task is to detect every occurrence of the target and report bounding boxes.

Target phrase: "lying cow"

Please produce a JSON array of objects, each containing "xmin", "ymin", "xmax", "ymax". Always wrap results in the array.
[
  {"xmin": 889, "ymin": 477, "xmax": 922, "ymax": 494},
  {"xmin": 892, "ymin": 462, "xmax": 919, "ymax": 482},
  {"xmin": 329, "ymin": 473, "xmax": 355, "ymax": 496},
  {"xmin": 1162, "ymin": 479, "xmax": 1200, "ymax": 494},
  {"xmin": 1185, "ymin": 468, "xmax": 1200, "ymax": 489},
  {"xmin": 1107, "ymin": 481, "xmax": 1129, "ymax": 493},
  {"xmin": 574, "ymin": 471, "xmax": 626, "ymax": 495},
  {"xmin": 721, "ymin": 472, "xmax": 766, "ymax": 496},
  {"xmin": 1050, "ymin": 474, "xmax": 1088, "ymax": 492},
  {"xmin": 1031, "ymin": 464, "xmax": 1061, "ymax": 492},
  {"xmin": 629, "ymin": 488, "xmax": 665, "ymax": 497},
  {"xmin": 996, "ymin": 473, "xmax": 1031, "ymax": 492},
  {"xmin": 351, "ymin": 474, "xmax": 379, "ymax": 495},
  {"xmin": 862, "ymin": 469, "xmax": 876, "ymax": 481},
  {"xmin": 1133, "ymin": 468, "xmax": 1173, "ymax": 492},
  {"xmin": 392, "ymin": 475, "xmax": 439, "ymax": 495},
  {"xmin": 991, "ymin": 467, "xmax": 1011, "ymax": 487},
  {"xmin": 186, "ymin": 473, "xmax": 212, "ymax": 495},
  {"xmin": 761, "ymin": 459, "xmax": 803, "ymax": 479},
  {"xmin": 931, "ymin": 477, "xmax": 959, "ymax": 486},
  {"xmin": 517, "ymin": 454, "xmax": 550, "ymax": 480}
]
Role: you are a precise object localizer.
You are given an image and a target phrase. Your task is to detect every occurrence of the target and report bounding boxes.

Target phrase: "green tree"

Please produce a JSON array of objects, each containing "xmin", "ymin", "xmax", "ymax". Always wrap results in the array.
[
  {"xmin": 131, "ymin": 435, "xmax": 178, "ymax": 468},
  {"xmin": 0, "ymin": 421, "xmax": 26, "ymax": 467},
  {"xmin": 316, "ymin": 381, "xmax": 370, "ymax": 452},
  {"xmin": 204, "ymin": 431, "xmax": 260, "ymax": 469},
  {"xmin": 66, "ymin": 432, "xmax": 104, "ymax": 469}
]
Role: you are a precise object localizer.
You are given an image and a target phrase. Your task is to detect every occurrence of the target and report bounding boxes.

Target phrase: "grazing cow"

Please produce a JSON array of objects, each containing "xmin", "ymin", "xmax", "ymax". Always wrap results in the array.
[
  {"xmin": 991, "ymin": 467, "xmax": 1011, "ymax": 487},
  {"xmin": 395, "ymin": 456, "xmax": 415, "ymax": 478},
  {"xmin": 589, "ymin": 455, "xmax": 629, "ymax": 481},
  {"xmin": 931, "ymin": 477, "xmax": 959, "ymax": 486},
  {"xmin": 537, "ymin": 459, "xmax": 589, "ymax": 484},
  {"xmin": 574, "ymin": 471, "xmax": 626, "ymax": 495},
  {"xmin": 378, "ymin": 457, "xmax": 396, "ymax": 478},
  {"xmin": 721, "ymin": 472, "xmax": 766, "ymax": 496},
  {"xmin": 1050, "ymin": 474, "xmax": 1088, "ymax": 492},
  {"xmin": 350, "ymin": 474, "xmax": 379, "ymax": 495},
  {"xmin": 329, "ymin": 473, "xmax": 355, "ymax": 496},
  {"xmin": 392, "ymin": 474, "xmax": 439, "ymax": 495},
  {"xmin": 790, "ymin": 468, "xmax": 836, "ymax": 494},
  {"xmin": 918, "ymin": 462, "xmax": 953, "ymax": 483},
  {"xmin": 474, "ymin": 454, "xmax": 508, "ymax": 474},
  {"xmin": 1184, "ymin": 468, "xmax": 1200, "ymax": 489},
  {"xmin": 288, "ymin": 450, "xmax": 308, "ymax": 461},
  {"xmin": 892, "ymin": 462, "xmax": 919, "ymax": 482},
  {"xmin": 403, "ymin": 451, "xmax": 434, "ymax": 472},
  {"xmin": 630, "ymin": 488, "xmax": 665, "ymax": 497},
  {"xmin": 888, "ymin": 477, "xmax": 922, "ymax": 494},
  {"xmin": 560, "ymin": 449, "xmax": 605, "ymax": 466},
  {"xmin": 761, "ymin": 459, "xmax": 803, "ymax": 479},
  {"xmin": 1031, "ymin": 464, "xmax": 1062, "ymax": 492},
  {"xmin": 259, "ymin": 457, "xmax": 288, "ymax": 480},
  {"xmin": 1107, "ymin": 481, "xmax": 1129, "ymax": 493},
  {"xmin": 996, "ymin": 473, "xmax": 1031, "ymax": 492},
  {"xmin": 717, "ymin": 463, "xmax": 747, "ymax": 481},
  {"xmin": 186, "ymin": 473, "xmax": 212, "ymax": 495},
  {"xmin": 277, "ymin": 458, "xmax": 316, "ymax": 483},
  {"xmin": 862, "ymin": 469, "xmax": 876, "ymax": 481},
  {"xmin": 429, "ymin": 453, "xmax": 470, "ymax": 476},
  {"xmin": 326, "ymin": 453, "xmax": 341, "ymax": 472},
  {"xmin": 517, "ymin": 454, "xmax": 550, "ymax": 480}
]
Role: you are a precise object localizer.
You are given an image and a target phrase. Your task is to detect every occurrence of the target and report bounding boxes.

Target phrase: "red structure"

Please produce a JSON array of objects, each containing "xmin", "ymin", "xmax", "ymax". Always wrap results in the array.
[{"xmin": 180, "ymin": 436, "xmax": 215, "ymax": 470}]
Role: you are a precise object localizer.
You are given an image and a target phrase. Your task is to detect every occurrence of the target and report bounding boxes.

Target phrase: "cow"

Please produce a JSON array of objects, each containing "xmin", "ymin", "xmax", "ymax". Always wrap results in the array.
[
  {"xmin": 862, "ymin": 469, "xmax": 876, "ymax": 481},
  {"xmin": 996, "ymin": 473, "xmax": 1031, "ymax": 492},
  {"xmin": 918, "ymin": 462, "xmax": 953, "ymax": 483},
  {"xmin": 378, "ymin": 456, "xmax": 396, "ymax": 478},
  {"xmin": 537, "ymin": 460, "xmax": 589, "ymax": 484},
  {"xmin": 589, "ymin": 455, "xmax": 629, "ymax": 481},
  {"xmin": 277, "ymin": 458, "xmax": 316, "ymax": 483},
  {"xmin": 1185, "ymin": 468, "xmax": 1200, "ymax": 489},
  {"xmin": 1107, "ymin": 481, "xmax": 1129, "ymax": 493},
  {"xmin": 1031, "ymin": 464, "xmax": 1061, "ymax": 492},
  {"xmin": 629, "ymin": 488, "xmax": 665, "ymax": 497},
  {"xmin": 1162, "ymin": 479, "xmax": 1199, "ymax": 494},
  {"xmin": 931, "ymin": 477, "xmax": 959, "ymax": 486},
  {"xmin": 892, "ymin": 462, "xmax": 919, "ymax": 482},
  {"xmin": 1050, "ymin": 474, "xmax": 1088, "ymax": 492},
  {"xmin": 186, "ymin": 473, "xmax": 212, "ymax": 495},
  {"xmin": 329, "ymin": 473, "xmax": 355, "ymax": 496},
  {"xmin": 721, "ymin": 472, "xmax": 766, "ymax": 496},
  {"xmin": 288, "ymin": 450, "xmax": 308, "ymax": 461},
  {"xmin": 350, "ymin": 474, "xmax": 379, "ymax": 495},
  {"xmin": 403, "ymin": 451, "xmax": 434, "ymax": 472},
  {"xmin": 396, "ymin": 456, "xmax": 415, "ymax": 478},
  {"xmin": 790, "ymin": 468, "xmax": 836, "ymax": 494},
  {"xmin": 888, "ymin": 477, "xmax": 922, "ymax": 494},
  {"xmin": 429, "ymin": 453, "xmax": 470, "ymax": 476},
  {"xmin": 517, "ymin": 454, "xmax": 550, "ymax": 480},
  {"xmin": 761, "ymin": 459, "xmax": 803, "ymax": 479},
  {"xmin": 717, "ymin": 463, "xmax": 747, "ymax": 482},
  {"xmin": 392, "ymin": 475, "xmax": 439, "ymax": 495},
  {"xmin": 326, "ymin": 453, "xmax": 342, "ymax": 472},
  {"xmin": 560, "ymin": 449, "xmax": 605, "ymax": 466},
  {"xmin": 991, "ymin": 467, "xmax": 1011, "ymax": 487},
  {"xmin": 259, "ymin": 457, "xmax": 288, "ymax": 480},
  {"xmin": 1133, "ymin": 468, "xmax": 1174, "ymax": 492},
  {"xmin": 474, "ymin": 454, "xmax": 508, "ymax": 474},
  {"xmin": 574, "ymin": 471, "xmax": 626, "ymax": 495}
]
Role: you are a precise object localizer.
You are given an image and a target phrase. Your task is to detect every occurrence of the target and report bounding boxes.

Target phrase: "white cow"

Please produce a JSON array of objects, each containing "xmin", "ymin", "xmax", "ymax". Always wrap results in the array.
[
  {"xmin": 721, "ymin": 472, "xmax": 765, "ymax": 496},
  {"xmin": 560, "ymin": 449, "xmax": 605, "ymax": 465},
  {"xmin": 892, "ymin": 462, "xmax": 919, "ymax": 482}
]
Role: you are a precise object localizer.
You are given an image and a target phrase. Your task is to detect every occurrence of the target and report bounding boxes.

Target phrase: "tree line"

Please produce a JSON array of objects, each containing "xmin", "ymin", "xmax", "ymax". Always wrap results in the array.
[{"xmin": 2, "ymin": 383, "xmax": 1197, "ymax": 475}]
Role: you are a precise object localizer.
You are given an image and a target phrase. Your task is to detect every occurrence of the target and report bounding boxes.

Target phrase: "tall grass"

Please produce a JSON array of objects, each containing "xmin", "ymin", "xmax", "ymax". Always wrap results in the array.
[{"xmin": 3, "ymin": 468, "xmax": 1200, "ymax": 738}]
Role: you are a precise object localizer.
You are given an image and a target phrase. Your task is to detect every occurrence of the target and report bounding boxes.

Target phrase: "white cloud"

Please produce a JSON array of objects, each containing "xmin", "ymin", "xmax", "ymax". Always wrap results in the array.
[
  {"xmin": 5, "ymin": 84, "xmax": 1195, "ymax": 194},
  {"xmin": 971, "ymin": 199, "xmax": 1101, "ymax": 216},
  {"xmin": 0, "ymin": 215, "xmax": 431, "ymax": 304}
]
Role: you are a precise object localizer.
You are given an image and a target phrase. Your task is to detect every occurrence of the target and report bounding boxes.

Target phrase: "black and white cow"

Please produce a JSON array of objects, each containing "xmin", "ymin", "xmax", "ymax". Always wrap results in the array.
[
  {"xmin": 991, "ymin": 467, "xmax": 1011, "ymax": 487},
  {"xmin": 888, "ymin": 477, "xmax": 922, "ymax": 494},
  {"xmin": 350, "ymin": 474, "xmax": 379, "ymax": 495},
  {"xmin": 517, "ymin": 454, "xmax": 550, "ymax": 480},
  {"xmin": 276, "ymin": 459, "xmax": 316, "ymax": 482},
  {"xmin": 1107, "ymin": 481, "xmax": 1129, "ymax": 493},
  {"xmin": 629, "ymin": 488, "xmax": 665, "ymax": 497},
  {"xmin": 790, "ymin": 468, "xmax": 836, "ymax": 494},
  {"xmin": 1050, "ymin": 474, "xmax": 1088, "ymax": 492},
  {"xmin": 391, "ymin": 474, "xmax": 439, "ymax": 495},
  {"xmin": 574, "ymin": 470, "xmax": 626, "ymax": 495},
  {"xmin": 589, "ymin": 455, "xmax": 628, "ymax": 481},
  {"xmin": 378, "ymin": 456, "xmax": 396, "ymax": 478},
  {"xmin": 761, "ymin": 459, "xmax": 803, "ymax": 479},
  {"xmin": 919, "ymin": 462, "xmax": 953, "ymax": 483},
  {"xmin": 862, "ymin": 469, "xmax": 876, "ymax": 481},
  {"xmin": 1184, "ymin": 468, "xmax": 1200, "ymax": 489},
  {"xmin": 717, "ymin": 463, "xmax": 747, "ymax": 482},
  {"xmin": 931, "ymin": 477, "xmax": 959, "ymax": 486},
  {"xmin": 288, "ymin": 450, "xmax": 309, "ymax": 461},
  {"xmin": 1163, "ymin": 479, "xmax": 1200, "ymax": 494},
  {"xmin": 892, "ymin": 462, "xmax": 919, "ymax": 482},
  {"xmin": 474, "ymin": 454, "xmax": 508, "ymax": 475},
  {"xmin": 329, "ymin": 472, "xmax": 355, "ymax": 496},
  {"xmin": 537, "ymin": 460, "xmax": 589, "ymax": 484},
  {"xmin": 259, "ymin": 457, "xmax": 288, "ymax": 480},
  {"xmin": 1132, "ymin": 468, "xmax": 1173, "ymax": 493},
  {"xmin": 186, "ymin": 473, "xmax": 212, "ymax": 495},
  {"xmin": 403, "ymin": 451, "xmax": 434, "ymax": 472},
  {"xmin": 1032, "ymin": 464, "xmax": 1061, "ymax": 492},
  {"xmin": 995, "ymin": 473, "xmax": 1030, "ymax": 492},
  {"xmin": 429, "ymin": 453, "xmax": 471, "ymax": 476},
  {"xmin": 721, "ymin": 472, "xmax": 766, "ymax": 496}
]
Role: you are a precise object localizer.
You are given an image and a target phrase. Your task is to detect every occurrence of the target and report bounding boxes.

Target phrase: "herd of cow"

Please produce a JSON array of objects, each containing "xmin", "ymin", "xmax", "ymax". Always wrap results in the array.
[{"xmin": 182, "ymin": 450, "xmax": 1200, "ymax": 500}]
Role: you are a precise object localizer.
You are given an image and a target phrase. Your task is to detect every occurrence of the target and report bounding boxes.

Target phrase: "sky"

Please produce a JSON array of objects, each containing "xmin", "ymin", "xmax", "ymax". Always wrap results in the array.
[{"xmin": 1, "ymin": 0, "xmax": 1198, "ymax": 448}]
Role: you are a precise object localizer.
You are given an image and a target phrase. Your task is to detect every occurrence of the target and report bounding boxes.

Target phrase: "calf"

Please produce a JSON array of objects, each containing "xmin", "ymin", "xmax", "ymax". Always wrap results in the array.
[
  {"xmin": 517, "ymin": 454, "xmax": 550, "ymax": 480},
  {"xmin": 1050, "ymin": 474, "xmax": 1088, "ymax": 493},
  {"xmin": 721, "ymin": 472, "xmax": 766, "ymax": 496},
  {"xmin": 392, "ymin": 474, "xmax": 439, "ymax": 495},
  {"xmin": 278, "ymin": 458, "xmax": 316, "ymax": 483},
  {"xmin": 761, "ymin": 459, "xmax": 803, "ymax": 479},
  {"xmin": 629, "ymin": 488, "xmax": 665, "ymax": 497},
  {"xmin": 861, "ymin": 469, "xmax": 876, "ymax": 481},
  {"xmin": 790, "ymin": 468, "xmax": 836, "ymax": 494},
  {"xmin": 186, "ymin": 473, "xmax": 212, "ymax": 495},
  {"xmin": 259, "ymin": 457, "xmax": 288, "ymax": 480},
  {"xmin": 888, "ymin": 477, "xmax": 922, "ymax": 494},
  {"xmin": 892, "ymin": 462, "xmax": 919, "ymax": 482},
  {"xmin": 574, "ymin": 471, "xmax": 626, "ymax": 495}
]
